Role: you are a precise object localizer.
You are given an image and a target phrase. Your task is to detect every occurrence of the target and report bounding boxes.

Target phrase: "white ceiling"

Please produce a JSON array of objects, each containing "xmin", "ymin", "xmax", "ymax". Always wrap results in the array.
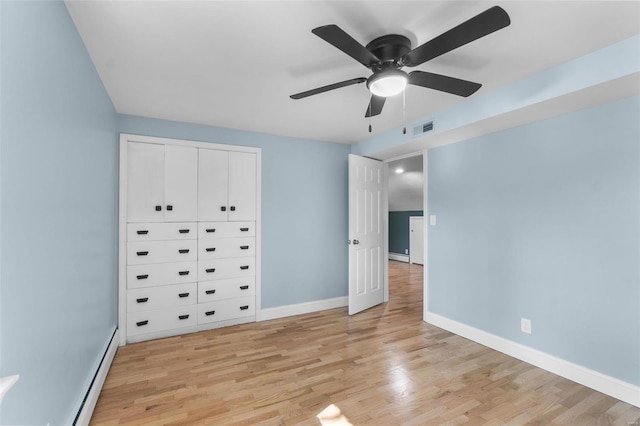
[
  {"xmin": 388, "ymin": 155, "xmax": 424, "ymax": 211},
  {"xmin": 65, "ymin": 1, "xmax": 640, "ymax": 144}
]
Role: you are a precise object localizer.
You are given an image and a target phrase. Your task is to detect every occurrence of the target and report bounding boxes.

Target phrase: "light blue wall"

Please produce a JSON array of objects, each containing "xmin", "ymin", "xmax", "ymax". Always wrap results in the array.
[
  {"xmin": 118, "ymin": 115, "xmax": 350, "ymax": 309},
  {"xmin": 428, "ymin": 96, "xmax": 640, "ymax": 385},
  {"xmin": 0, "ymin": 1, "xmax": 118, "ymax": 424}
]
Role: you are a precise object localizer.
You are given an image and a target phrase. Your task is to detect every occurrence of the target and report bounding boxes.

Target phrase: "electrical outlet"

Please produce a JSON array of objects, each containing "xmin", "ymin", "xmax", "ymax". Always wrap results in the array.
[
  {"xmin": 521, "ymin": 318, "xmax": 532, "ymax": 334},
  {"xmin": 404, "ymin": 249, "xmax": 408, "ymax": 255},
  {"xmin": 429, "ymin": 215, "xmax": 437, "ymax": 226}
]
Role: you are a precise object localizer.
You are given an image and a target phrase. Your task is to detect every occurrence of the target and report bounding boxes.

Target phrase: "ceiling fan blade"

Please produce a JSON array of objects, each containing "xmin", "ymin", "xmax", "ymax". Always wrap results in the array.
[
  {"xmin": 312, "ymin": 24, "xmax": 381, "ymax": 68},
  {"xmin": 365, "ymin": 95, "xmax": 386, "ymax": 118},
  {"xmin": 290, "ymin": 77, "xmax": 367, "ymax": 100},
  {"xmin": 402, "ymin": 6, "xmax": 510, "ymax": 67},
  {"xmin": 409, "ymin": 71, "xmax": 481, "ymax": 97}
]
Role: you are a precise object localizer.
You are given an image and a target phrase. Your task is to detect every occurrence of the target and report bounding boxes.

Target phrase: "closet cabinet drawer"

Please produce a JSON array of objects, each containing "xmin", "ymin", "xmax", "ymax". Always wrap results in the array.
[
  {"xmin": 127, "ymin": 223, "xmax": 196, "ymax": 242},
  {"xmin": 127, "ymin": 261, "xmax": 196, "ymax": 289},
  {"xmin": 127, "ymin": 283, "xmax": 197, "ymax": 312},
  {"xmin": 198, "ymin": 277, "xmax": 255, "ymax": 303},
  {"xmin": 197, "ymin": 296, "xmax": 255, "ymax": 324},
  {"xmin": 127, "ymin": 305, "xmax": 197, "ymax": 337},
  {"xmin": 198, "ymin": 258, "xmax": 256, "ymax": 281},
  {"xmin": 198, "ymin": 237, "xmax": 255, "ymax": 260},
  {"xmin": 198, "ymin": 222, "xmax": 255, "ymax": 239},
  {"xmin": 127, "ymin": 240, "xmax": 197, "ymax": 265}
]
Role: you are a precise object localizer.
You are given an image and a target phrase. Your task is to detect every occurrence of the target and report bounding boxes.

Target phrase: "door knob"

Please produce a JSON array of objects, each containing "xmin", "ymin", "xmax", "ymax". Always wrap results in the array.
[{"xmin": 353, "ymin": 239, "xmax": 360, "ymax": 245}]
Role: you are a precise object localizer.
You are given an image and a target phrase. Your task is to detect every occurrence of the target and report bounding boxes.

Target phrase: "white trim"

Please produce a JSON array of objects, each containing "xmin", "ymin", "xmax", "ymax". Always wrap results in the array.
[
  {"xmin": 119, "ymin": 133, "xmax": 260, "ymax": 153},
  {"xmin": 259, "ymin": 297, "xmax": 347, "ymax": 322},
  {"xmin": 0, "ymin": 375, "xmax": 19, "ymax": 403},
  {"xmin": 382, "ymin": 162, "xmax": 389, "ymax": 303},
  {"xmin": 426, "ymin": 312, "xmax": 640, "ymax": 408},
  {"xmin": 75, "ymin": 329, "xmax": 120, "ymax": 426},
  {"xmin": 388, "ymin": 253, "xmax": 409, "ymax": 262},
  {"xmin": 422, "ymin": 150, "xmax": 429, "ymax": 321},
  {"xmin": 118, "ymin": 136, "xmax": 127, "ymax": 346}
]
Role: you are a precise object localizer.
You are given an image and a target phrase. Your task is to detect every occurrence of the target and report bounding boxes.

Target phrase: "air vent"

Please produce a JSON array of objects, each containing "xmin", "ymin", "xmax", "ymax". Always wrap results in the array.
[{"xmin": 413, "ymin": 120, "xmax": 434, "ymax": 137}]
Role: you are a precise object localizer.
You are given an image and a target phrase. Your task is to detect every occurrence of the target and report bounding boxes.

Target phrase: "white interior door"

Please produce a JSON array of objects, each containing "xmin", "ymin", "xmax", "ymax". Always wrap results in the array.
[
  {"xmin": 349, "ymin": 154, "xmax": 385, "ymax": 315},
  {"xmin": 198, "ymin": 149, "xmax": 229, "ymax": 221},
  {"xmin": 164, "ymin": 145, "xmax": 198, "ymax": 222},
  {"xmin": 409, "ymin": 216, "xmax": 424, "ymax": 265},
  {"xmin": 127, "ymin": 142, "xmax": 165, "ymax": 222}
]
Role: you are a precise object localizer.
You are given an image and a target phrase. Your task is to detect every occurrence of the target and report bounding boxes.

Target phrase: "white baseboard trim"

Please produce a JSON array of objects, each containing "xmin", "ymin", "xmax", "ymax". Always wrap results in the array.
[
  {"xmin": 389, "ymin": 253, "xmax": 409, "ymax": 262},
  {"xmin": 425, "ymin": 312, "xmax": 640, "ymax": 408},
  {"xmin": 74, "ymin": 329, "xmax": 120, "ymax": 426},
  {"xmin": 259, "ymin": 296, "xmax": 348, "ymax": 322}
]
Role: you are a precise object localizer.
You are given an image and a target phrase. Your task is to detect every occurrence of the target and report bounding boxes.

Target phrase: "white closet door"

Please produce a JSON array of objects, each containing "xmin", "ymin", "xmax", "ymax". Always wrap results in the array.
[
  {"xmin": 127, "ymin": 142, "xmax": 165, "ymax": 222},
  {"xmin": 228, "ymin": 152, "xmax": 256, "ymax": 221},
  {"xmin": 164, "ymin": 145, "xmax": 198, "ymax": 222},
  {"xmin": 198, "ymin": 149, "xmax": 229, "ymax": 221}
]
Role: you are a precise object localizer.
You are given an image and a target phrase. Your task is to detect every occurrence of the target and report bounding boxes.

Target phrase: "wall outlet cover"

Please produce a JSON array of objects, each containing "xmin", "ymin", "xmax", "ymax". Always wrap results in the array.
[{"xmin": 521, "ymin": 318, "xmax": 532, "ymax": 334}]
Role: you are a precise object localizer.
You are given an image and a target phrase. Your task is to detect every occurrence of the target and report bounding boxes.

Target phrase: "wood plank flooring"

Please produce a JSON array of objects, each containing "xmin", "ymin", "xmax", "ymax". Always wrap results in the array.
[{"xmin": 91, "ymin": 261, "xmax": 640, "ymax": 425}]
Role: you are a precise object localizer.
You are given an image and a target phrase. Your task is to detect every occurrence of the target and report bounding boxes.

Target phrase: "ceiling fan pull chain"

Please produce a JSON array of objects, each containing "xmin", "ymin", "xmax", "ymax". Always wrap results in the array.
[
  {"xmin": 402, "ymin": 90, "xmax": 407, "ymax": 135},
  {"xmin": 368, "ymin": 103, "xmax": 372, "ymax": 133}
]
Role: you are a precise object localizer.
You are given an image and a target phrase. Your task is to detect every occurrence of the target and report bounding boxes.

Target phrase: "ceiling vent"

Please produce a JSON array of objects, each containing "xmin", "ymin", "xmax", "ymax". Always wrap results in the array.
[{"xmin": 412, "ymin": 120, "xmax": 434, "ymax": 137}]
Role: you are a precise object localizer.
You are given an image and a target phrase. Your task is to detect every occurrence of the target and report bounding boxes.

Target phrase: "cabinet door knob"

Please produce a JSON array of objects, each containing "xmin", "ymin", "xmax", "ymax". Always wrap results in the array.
[
  {"xmin": 136, "ymin": 274, "xmax": 149, "ymax": 280},
  {"xmin": 178, "ymin": 314, "xmax": 189, "ymax": 320},
  {"xmin": 205, "ymin": 310, "xmax": 215, "ymax": 316},
  {"xmin": 240, "ymin": 265, "xmax": 249, "ymax": 270},
  {"xmin": 178, "ymin": 292, "xmax": 189, "ymax": 298},
  {"xmin": 240, "ymin": 285, "xmax": 249, "ymax": 290},
  {"xmin": 136, "ymin": 251, "xmax": 149, "ymax": 256},
  {"xmin": 206, "ymin": 228, "xmax": 216, "ymax": 233},
  {"xmin": 179, "ymin": 229, "xmax": 190, "ymax": 234},
  {"xmin": 205, "ymin": 289, "xmax": 216, "ymax": 295},
  {"xmin": 240, "ymin": 245, "xmax": 249, "ymax": 250},
  {"xmin": 155, "ymin": 205, "xmax": 162, "ymax": 211},
  {"xmin": 230, "ymin": 206, "xmax": 236, "ymax": 211},
  {"xmin": 136, "ymin": 320, "xmax": 148, "ymax": 327},
  {"xmin": 240, "ymin": 305, "xmax": 249, "ymax": 310},
  {"xmin": 166, "ymin": 205, "xmax": 173, "ymax": 211},
  {"xmin": 220, "ymin": 206, "xmax": 226, "ymax": 212},
  {"xmin": 240, "ymin": 227, "xmax": 249, "ymax": 232},
  {"xmin": 205, "ymin": 268, "xmax": 216, "ymax": 273},
  {"xmin": 178, "ymin": 271, "xmax": 190, "ymax": 276},
  {"xmin": 206, "ymin": 247, "xmax": 216, "ymax": 252},
  {"xmin": 136, "ymin": 297, "xmax": 148, "ymax": 303},
  {"xmin": 137, "ymin": 230, "xmax": 149, "ymax": 235}
]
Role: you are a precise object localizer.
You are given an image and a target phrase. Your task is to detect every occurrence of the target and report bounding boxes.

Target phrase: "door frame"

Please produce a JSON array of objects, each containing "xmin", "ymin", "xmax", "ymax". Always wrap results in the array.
[{"xmin": 382, "ymin": 150, "xmax": 428, "ymax": 319}]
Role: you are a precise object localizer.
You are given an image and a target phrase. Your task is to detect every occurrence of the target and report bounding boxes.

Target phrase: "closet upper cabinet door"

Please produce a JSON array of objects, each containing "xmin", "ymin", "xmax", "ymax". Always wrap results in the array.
[
  {"xmin": 198, "ymin": 149, "xmax": 229, "ymax": 221},
  {"xmin": 228, "ymin": 152, "xmax": 256, "ymax": 221},
  {"xmin": 164, "ymin": 145, "xmax": 198, "ymax": 222},
  {"xmin": 128, "ymin": 143, "xmax": 165, "ymax": 222}
]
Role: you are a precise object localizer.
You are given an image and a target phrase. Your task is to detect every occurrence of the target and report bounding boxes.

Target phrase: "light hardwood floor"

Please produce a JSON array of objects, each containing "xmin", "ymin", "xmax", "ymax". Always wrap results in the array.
[{"xmin": 91, "ymin": 261, "xmax": 640, "ymax": 425}]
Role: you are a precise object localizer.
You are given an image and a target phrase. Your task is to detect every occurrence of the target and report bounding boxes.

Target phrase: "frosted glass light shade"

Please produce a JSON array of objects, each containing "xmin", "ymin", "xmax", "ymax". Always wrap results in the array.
[{"xmin": 367, "ymin": 69, "xmax": 408, "ymax": 97}]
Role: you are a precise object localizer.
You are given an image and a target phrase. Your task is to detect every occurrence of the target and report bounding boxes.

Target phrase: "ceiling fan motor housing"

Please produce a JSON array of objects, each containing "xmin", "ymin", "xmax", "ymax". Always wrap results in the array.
[{"xmin": 365, "ymin": 34, "xmax": 412, "ymax": 69}]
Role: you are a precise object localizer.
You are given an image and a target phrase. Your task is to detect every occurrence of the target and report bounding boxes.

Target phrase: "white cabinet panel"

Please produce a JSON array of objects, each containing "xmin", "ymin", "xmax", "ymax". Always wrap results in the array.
[
  {"xmin": 198, "ymin": 237, "xmax": 255, "ymax": 260},
  {"xmin": 164, "ymin": 145, "xmax": 198, "ymax": 222},
  {"xmin": 127, "ymin": 283, "xmax": 197, "ymax": 312},
  {"xmin": 127, "ymin": 305, "xmax": 197, "ymax": 336},
  {"xmin": 198, "ymin": 149, "xmax": 228, "ymax": 221},
  {"xmin": 127, "ymin": 223, "xmax": 196, "ymax": 242},
  {"xmin": 126, "ymin": 261, "xmax": 197, "ymax": 289},
  {"xmin": 198, "ymin": 221, "xmax": 256, "ymax": 239},
  {"xmin": 197, "ymin": 277, "xmax": 255, "ymax": 303},
  {"xmin": 127, "ymin": 143, "xmax": 164, "ymax": 222},
  {"xmin": 228, "ymin": 152, "xmax": 256, "ymax": 221},
  {"xmin": 197, "ymin": 296, "xmax": 255, "ymax": 324},
  {"xmin": 127, "ymin": 240, "xmax": 197, "ymax": 265},
  {"xmin": 198, "ymin": 258, "xmax": 256, "ymax": 281}
]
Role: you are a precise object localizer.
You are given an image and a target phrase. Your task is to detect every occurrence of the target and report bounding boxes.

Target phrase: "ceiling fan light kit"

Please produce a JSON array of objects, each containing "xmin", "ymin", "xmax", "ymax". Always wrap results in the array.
[{"xmin": 290, "ymin": 5, "xmax": 511, "ymax": 120}]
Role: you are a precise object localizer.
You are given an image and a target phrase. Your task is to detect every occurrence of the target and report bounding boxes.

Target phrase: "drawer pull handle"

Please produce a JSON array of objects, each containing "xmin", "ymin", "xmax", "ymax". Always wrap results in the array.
[
  {"xmin": 179, "ymin": 229, "xmax": 190, "ymax": 234},
  {"xmin": 178, "ymin": 271, "xmax": 190, "ymax": 276},
  {"xmin": 155, "ymin": 205, "xmax": 162, "ymax": 211},
  {"xmin": 206, "ymin": 268, "xmax": 216, "ymax": 273},
  {"xmin": 167, "ymin": 205, "xmax": 173, "ymax": 211},
  {"xmin": 220, "ymin": 206, "xmax": 226, "ymax": 212},
  {"xmin": 205, "ymin": 289, "xmax": 216, "ymax": 295},
  {"xmin": 205, "ymin": 310, "xmax": 216, "ymax": 316},
  {"xmin": 240, "ymin": 285, "xmax": 249, "ymax": 290},
  {"xmin": 240, "ymin": 245, "xmax": 249, "ymax": 250},
  {"xmin": 230, "ymin": 206, "xmax": 236, "ymax": 211},
  {"xmin": 136, "ymin": 297, "xmax": 148, "ymax": 303},
  {"xmin": 240, "ymin": 305, "xmax": 249, "ymax": 310},
  {"xmin": 178, "ymin": 314, "xmax": 189, "ymax": 320},
  {"xmin": 240, "ymin": 265, "xmax": 249, "ymax": 270},
  {"xmin": 206, "ymin": 247, "xmax": 216, "ymax": 252},
  {"xmin": 136, "ymin": 274, "xmax": 148, "ymax": 280},
  {"xmin": 136, "ymin": 320, "xmax": 148, "ymax": 327},
  {"xmin": 137, "ymin": 230, "xmax": 149, "ymax": 235},
  {"xmin": 136, "ymin": 251, "xmax": 149, "ymax": 256},
  {"xmin": 240, "ymin": 227, "xmax": 249, "ymax": 232},
  {"xmin": 178, "ymin": 293, "xmax": 190, "ymax": 298},
  {"xmin": 178, "ymin": 249, "xmax": 190, "ymax": 254},
  {"xmin": 206, "ymin": 228, "xmax": 216, "ymax": 233}
]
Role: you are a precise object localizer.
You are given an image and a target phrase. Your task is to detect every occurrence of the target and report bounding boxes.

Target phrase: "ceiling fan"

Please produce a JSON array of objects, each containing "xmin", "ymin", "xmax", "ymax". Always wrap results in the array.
[{"xmin": 290, "ymin": 6, "xmax": 511, "ymax": 118}]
